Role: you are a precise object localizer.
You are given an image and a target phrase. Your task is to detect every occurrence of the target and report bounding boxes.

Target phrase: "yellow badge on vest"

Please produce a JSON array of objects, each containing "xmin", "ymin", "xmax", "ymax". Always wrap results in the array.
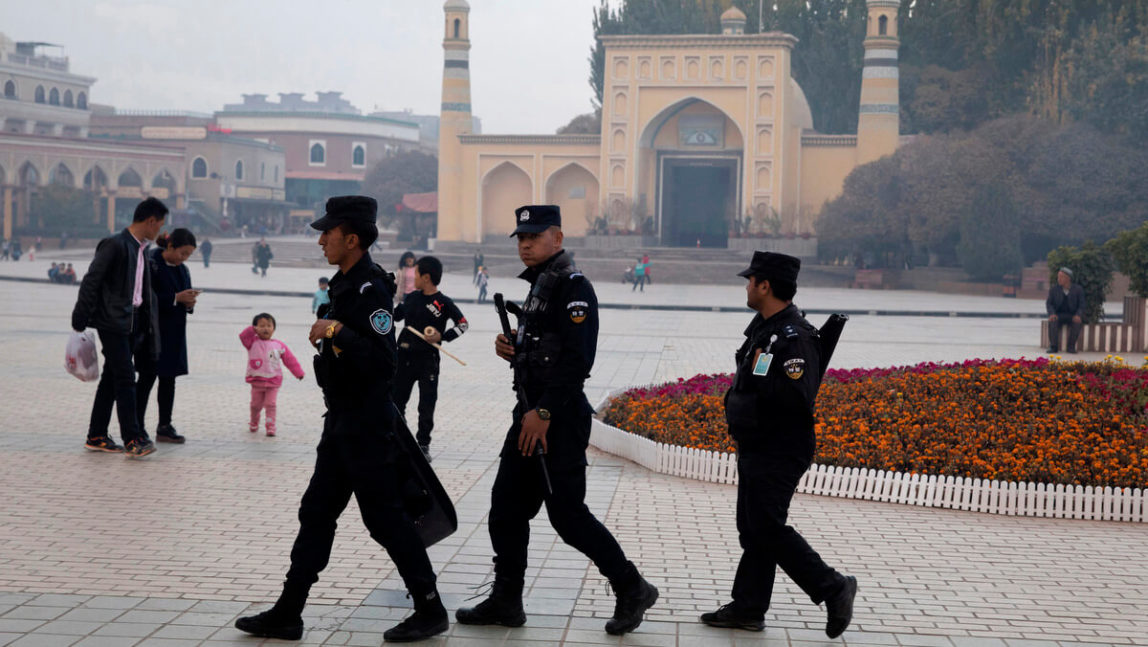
[
  {"xmin": 784, "ymin": 358, "xmax": 805, "ymax": 379},
  {"xmin": 567, "ymin": 300, "xmax": 588, "ymax": 324}
]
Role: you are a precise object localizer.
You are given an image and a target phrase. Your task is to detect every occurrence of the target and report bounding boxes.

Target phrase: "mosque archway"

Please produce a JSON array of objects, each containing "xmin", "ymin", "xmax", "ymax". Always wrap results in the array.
[
  {"xmin": 544, "ymin": 162, "xmax": 598, "ymax": 238},
  {"xmin": 480, "ymin": 161, "xmax": 532, "ymax": 241},
  {"xmin": 637, "ymin": 97, "xmax": 743, "ymax": 247}
]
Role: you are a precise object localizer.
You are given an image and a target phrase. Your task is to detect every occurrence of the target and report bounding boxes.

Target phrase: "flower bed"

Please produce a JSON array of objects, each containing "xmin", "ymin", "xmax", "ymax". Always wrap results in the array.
[{"xmin": 600, "ymin": 358, "xmax": 1148, "ymax": 489}]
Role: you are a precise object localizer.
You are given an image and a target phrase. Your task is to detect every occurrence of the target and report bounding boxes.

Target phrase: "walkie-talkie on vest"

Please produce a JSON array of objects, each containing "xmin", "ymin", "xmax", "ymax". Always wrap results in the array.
[{"xmin": 493, "ymin": 293, "xmax": 552, "ymax": 495}]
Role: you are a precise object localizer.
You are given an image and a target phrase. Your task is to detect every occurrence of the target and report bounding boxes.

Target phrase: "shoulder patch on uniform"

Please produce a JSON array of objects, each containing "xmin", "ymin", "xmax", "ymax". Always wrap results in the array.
[
  {"xmin": 567, "ymin": 300, "xmax": 589, "ymax": 324},
  {"xmin": 570, "ymin": 272, "xmax": 584, "ymax": 279},
  {"xmin": 783, "ymin": 324, "xmax": 799, "ymax": 339},
  {"xmin": 784, "ymin": 357, "xmax": 805, "ymax": 379},
  {"xmin": 369, "ymin": 309, "xmax": 393, "ymax": 335}
]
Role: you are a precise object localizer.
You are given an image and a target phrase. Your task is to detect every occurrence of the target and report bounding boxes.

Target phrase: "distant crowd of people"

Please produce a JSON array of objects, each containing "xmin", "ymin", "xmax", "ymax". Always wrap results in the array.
[{"xmin": 48, "ymin": 262, "xmax": 77, "ymax": 284}]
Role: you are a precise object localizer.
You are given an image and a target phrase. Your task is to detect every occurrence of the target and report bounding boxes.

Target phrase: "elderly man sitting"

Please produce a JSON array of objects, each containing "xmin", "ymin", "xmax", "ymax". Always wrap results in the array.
[{"xmin": 1046, "ymin": 267, "xmax": 1085, "ymax": 354}]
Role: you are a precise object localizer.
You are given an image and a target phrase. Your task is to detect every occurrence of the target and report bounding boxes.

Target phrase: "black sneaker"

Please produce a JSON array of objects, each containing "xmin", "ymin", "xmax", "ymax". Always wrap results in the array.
[
  {"xmin": 124, "ymin": 438, "xmax": 156, "ymax": 458},
  {"xmin": 700, "ymin": 603, "xmax": 765, "ymax": 631},
  {"xmin": 84, "ymin": 436, "xmax": 123, "ymax": 453},
  {"xmin": 825, "ymin": 575, "xmax": 858, "ymax": 639},
  {"xmin": 383, "ymin": 593, "xmax": 448, "ymax": 642},
  {"xmin": 419, "ymin": 444, "xmax": 432, "ymax": 463},
  {"xmin": 235, "ymin": 609, "xmax": 304, "ymax": 640},
  {"xmin": 605, "ymin": 575, "xmax": 658, "ymax": 635},
  {"xmin": 156, "ymin": 425, "xmax": 186, "ymax": 444}
]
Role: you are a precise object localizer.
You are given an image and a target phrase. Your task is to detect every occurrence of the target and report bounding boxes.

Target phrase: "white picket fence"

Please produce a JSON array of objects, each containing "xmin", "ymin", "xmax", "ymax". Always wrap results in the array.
[{"xmin": 589, "ymin": 418, "xmax": 1147, "ymax": 523}]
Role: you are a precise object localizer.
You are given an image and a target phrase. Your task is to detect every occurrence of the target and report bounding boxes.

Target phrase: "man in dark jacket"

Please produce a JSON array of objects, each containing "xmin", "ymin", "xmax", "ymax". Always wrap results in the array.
[
  {"xmin": 456, "ymin": 205, "xmax": 658, "ymax": 636},
  {"xmin": 72, "ymin": 197, "xmax": 166, "ymax": 458},
  {"xmin": 1046, "ymin": 267, "xmax": 1085, "ymax": 353},
  {"xmin": 702, "ymin": 251, "xmax": 857, "ymax": 638}
]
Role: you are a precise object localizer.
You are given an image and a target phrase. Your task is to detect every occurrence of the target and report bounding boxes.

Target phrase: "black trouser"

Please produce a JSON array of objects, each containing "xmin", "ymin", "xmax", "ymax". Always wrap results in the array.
[
  {"xmin": 286, "ymin": 407, "xmax": 437, "ymax": 599},
  {"xmin": 136, "ymin": 369, "xmax": 176, "ymax": 430},
  {"xmin": 393, "ymin": 350, "xmax": 439, "ymax": 446},
  {"xmin": 489, "ymin": 412, "xmax": 632, "ymax": 586},
  {"xmin": 732, "ymin": 451, "xmax": 843, "ymax": 615},
  {"xmin": 632, "ymin": 275, "xmax": 646, "ymax": 291},
  {"xmin": 1048, "ymin": 314, "xmax": 1082, "ymax": 351},
  {"xmin": 202, "ymin": 254, "xmax": 210, "ymax": 268},
  {"xmin": 88, "ymin": 315, "xmax": 148, "ymax": 444}
]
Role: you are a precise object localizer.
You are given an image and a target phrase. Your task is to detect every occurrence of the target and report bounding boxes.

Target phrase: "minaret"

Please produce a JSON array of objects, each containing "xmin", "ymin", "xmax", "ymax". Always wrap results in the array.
[
  {"xmin": 856, "ymin": 0, "xmax": 901, "ymax": 164},
  {"xmin": 437, "ymin": 0, "xmax": 473, "ymax": 242}
]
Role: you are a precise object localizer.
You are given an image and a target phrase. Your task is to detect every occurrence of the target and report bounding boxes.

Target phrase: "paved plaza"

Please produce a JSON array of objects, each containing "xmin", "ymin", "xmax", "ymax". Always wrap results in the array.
[{"xmin": 0, "ymin": 255, "xmax": 1145, "ymax": 647}]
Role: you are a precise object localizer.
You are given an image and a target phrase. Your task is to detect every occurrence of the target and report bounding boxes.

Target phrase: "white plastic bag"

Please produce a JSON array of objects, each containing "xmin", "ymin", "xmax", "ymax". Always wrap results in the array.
[{"xmin": 65, "ymin": 330, "xmax": 99, "ymax": 382}]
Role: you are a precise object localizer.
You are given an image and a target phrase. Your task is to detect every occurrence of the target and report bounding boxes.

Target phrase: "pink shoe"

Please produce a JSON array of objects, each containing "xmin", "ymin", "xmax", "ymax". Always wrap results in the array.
[
  {"xmin": 249, "ymin": 425, "xmax": 258, "ymax": 433},
  {"xmin": 266, "ymin": 430, "xmax": 276, "ymax": 437}
]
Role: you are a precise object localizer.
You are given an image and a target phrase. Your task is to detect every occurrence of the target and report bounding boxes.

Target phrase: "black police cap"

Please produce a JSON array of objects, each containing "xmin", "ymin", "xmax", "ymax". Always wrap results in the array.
[
  {"xmin": 737, "ymin": 251, "xmax": 801, "ymax": 284},
  {"xmin": 509, "ymin": 205, "xmax": 561, "ymax": 237},
  {"xmin": 310, "ymin": 195, "xmax": 378, "ymax": 231}
]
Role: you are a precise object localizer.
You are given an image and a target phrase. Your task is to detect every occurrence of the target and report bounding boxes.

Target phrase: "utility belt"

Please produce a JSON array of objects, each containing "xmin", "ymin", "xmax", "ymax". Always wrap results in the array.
[{"xmin": 512, "ymin": 329, "xmax": 562, "ymax": 385}]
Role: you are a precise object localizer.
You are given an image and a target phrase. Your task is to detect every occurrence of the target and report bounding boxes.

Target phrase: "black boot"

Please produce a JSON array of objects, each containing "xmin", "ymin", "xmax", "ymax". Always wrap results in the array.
[
  {"xmin": 235, "ymin": 581, "xmax": 307, "ymax": 640},
  {"xmin": 156, "ymin": 424, "xmax": 186, "ymax": 444},
  {"xmin": 235, "ymin": 609, "xmax": 303, "ymax": 640},
  {"xmin": 700, "ymin": 602, "xmax": 765, "ymax": 631},
  {"xmin": 455, "ymin": 578, "xmax": 526, "ymax": 627},
  {"xmin": 825, "ymin": 575, "xmax": 858, "ymax": 638},
  {"xmin": 383, "ymin": 590, "xmax": 448, "ymax": 642},
  {"xmin": 604, "ymin": 567, "xmax": 658, "ymax": 635}
]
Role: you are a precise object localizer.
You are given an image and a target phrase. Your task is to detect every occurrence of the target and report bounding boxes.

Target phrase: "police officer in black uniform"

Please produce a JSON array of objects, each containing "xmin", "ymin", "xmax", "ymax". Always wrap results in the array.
[
  {"xmin": 235, "ymin": 196, "xmax": 448, "ymax": 643},
  {"xmin": 455, "ymin": 205, "xmax": 658, "ymax": 635},
  {"xmin": 700, "ymin": 251, "xmax": 857, "ymax": 638}
]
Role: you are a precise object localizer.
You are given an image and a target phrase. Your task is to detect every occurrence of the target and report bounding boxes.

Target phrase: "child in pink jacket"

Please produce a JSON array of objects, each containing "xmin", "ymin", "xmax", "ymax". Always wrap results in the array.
[{"xmin": 240, "ymin": 313, "xmax": 304, "ymax": 436}]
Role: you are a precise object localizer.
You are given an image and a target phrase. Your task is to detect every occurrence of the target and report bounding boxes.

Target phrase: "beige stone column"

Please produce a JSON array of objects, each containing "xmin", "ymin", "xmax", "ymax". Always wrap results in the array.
[
  {"xmin": 106, "ymin": 193, "xmax": 117, "ymax": 233},
  {"xmin": 2, "ymin": 187, "xmax": 12, "ymax": 242}
]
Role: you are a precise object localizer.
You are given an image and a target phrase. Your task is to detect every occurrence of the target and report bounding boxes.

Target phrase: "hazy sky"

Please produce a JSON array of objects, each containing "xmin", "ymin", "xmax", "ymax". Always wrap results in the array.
[{"xmin": 1, "ymin": 0, "xmax": 608, "ymax": 134}]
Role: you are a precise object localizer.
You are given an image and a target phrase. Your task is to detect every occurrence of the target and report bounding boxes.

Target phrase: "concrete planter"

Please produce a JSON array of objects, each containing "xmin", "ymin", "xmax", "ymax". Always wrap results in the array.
[
  {"xmin": 580, "ymin": 234, "xmax": 660, "ymax": 250},
  {"xmin": 726, "ymin": 236, "xmax": 818, "ymax": 258}
]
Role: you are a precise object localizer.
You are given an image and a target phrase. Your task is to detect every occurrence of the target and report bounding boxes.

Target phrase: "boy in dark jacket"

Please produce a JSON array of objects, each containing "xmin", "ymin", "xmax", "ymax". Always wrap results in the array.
[
  {"xmin": 393, "ymin": 256, "xmax": 467, "ymax": 461},
  {"xmin": 71, "ymin": 197, "xmax": 167, "ymax": 458}
]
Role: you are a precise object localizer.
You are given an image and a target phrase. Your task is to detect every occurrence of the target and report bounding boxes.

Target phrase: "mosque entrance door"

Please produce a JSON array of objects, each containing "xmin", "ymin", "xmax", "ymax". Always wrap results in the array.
[{"xmin": 659, "ymin": 157, "xmax": 738, "ymax": 247}]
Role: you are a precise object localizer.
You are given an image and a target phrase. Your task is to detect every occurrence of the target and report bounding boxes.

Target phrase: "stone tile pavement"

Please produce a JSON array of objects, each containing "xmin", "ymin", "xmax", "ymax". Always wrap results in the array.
[{"xmin": 0, "ymin": 273, "xmax": 1144, "ymax": 646}]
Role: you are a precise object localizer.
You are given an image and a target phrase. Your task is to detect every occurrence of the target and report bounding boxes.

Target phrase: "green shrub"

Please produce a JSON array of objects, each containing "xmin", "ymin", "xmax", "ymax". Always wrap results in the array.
[{"xmin": 1105, "ymin": 223, "xmax": 1148, "ymax": 297}]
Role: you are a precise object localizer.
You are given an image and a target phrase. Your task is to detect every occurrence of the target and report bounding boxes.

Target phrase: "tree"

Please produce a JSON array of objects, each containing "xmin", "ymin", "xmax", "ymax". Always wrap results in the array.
[
  {"xmin": 32, "ymin": 185, "xmax": 97, "ymax": 235},
  {"xmin": 956, "ymin": 183, "xmax": 1022, "ymax": 281},
  {"xmin": 1046, "ymin": 242, "xmax": 1115, "ymax": 322},
  {"xmin": 1106, "ymin": 223, "xmax": 1148, "ymax": 297},
  {"xmin": 817, "ymin": 115, "xmax": 1148, "ymax": 275},
  {"xmin": 360, "ymin": 151, "xmax": 437, "ymax": 230},
  {"xmin": 557, "ymin": 109, "xmax": 602, "ymax": 134}
]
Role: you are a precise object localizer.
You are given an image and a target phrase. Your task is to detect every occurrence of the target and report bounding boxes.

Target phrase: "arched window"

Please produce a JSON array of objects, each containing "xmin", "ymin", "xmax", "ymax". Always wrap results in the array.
[
  {"xmin": 50, "ymin": 163, "xmax": 74, "ymax": 186},
  {"xmin": 352, "ymin": 144, "xmax": 366, "ymax": 167},
  {"xmin": 878, "ymin": 15, "xmax": 888, "ymax": 35},
  {"xmin": 63, "ymin": 89, "xmax": 73, "ymax": 107},
  {"xmin": 49, "ymin": 88, "xmax": 60, "ymax": 105},
  {"xmin": 260, "ymin": 162, "xmax": 265, "ymax": 180},
  {"xmin": 234, "ymin": 160, "xmax": 244, "ymax": 180},
  {"xmin": 192, "ymin": 157, "xmax": 208, "ymax": 179},
  {"xmin": 453, "ymin": 18, "xmax": 460, "ymax": 39},
  {"xmin": 77, "ymin": 92, "xmax": 87, "ymax": 109},
  {"xmin": 34, "ymin": 86, "xmax": 45, "ymax": 103},
  {"xmin": 3, "ymin": 81, "xmax": 15, "ymax": 99},
  {"xmin": 310, "ymin": 142, "xmax": 325, "ymax": 165}
]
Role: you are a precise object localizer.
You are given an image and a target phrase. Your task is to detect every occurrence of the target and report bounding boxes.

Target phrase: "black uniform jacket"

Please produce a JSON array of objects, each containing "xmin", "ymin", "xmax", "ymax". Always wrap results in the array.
[
  {"xmin": 725, "ymin": 304, "xmax": 821, "ymax": 456},
  {"xmin": 395, "ymin": 291, "xmax": 468, "ymax": 356},
  {"xmin": 71, "ymin": 228, "xmax": 159, "ymax": 357},
  {"xmin": 513, "ymin": 250, "xmax": 597, "ymax": 418},
  {"xmin": 314, "ymin": 253, "xmax": 396, "ymax": 412}
]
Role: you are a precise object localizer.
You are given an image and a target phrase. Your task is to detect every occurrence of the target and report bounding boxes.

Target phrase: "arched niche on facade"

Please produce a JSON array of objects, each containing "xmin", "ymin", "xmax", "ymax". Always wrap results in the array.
[
  {"xmin": 84, "ymin": 166, "xmax": 109, "ymax": 192},
  {"xmin": 480, "ymin": 161, "xmax": 532, "ymax": 240},
  {"xmin": 544, "ymin": 162, "xmax": 599, "ymax": 238},
  {"xmin": 50, "ymin": 163, "xmax": 75, "ymax": 187}
]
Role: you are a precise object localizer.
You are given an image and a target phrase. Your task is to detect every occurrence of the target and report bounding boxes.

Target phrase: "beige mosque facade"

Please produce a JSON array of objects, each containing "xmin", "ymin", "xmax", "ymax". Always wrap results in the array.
[{"xmin": 436, "ymin": 0, "xmax": 902, "ymax": 247}]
